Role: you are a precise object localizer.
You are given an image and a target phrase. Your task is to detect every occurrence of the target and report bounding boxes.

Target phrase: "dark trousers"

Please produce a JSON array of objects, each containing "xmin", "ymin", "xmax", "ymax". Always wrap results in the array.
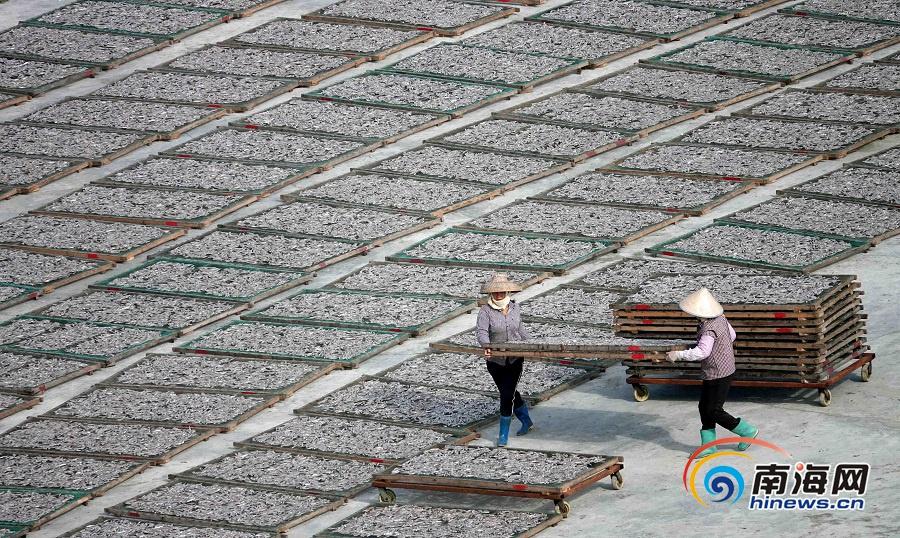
[
  {"xmin": 699, "ymin": 374, "xmax": 740, "ymax": 431},
  {"xmin": 486, "ymin": 357, "xmax": 525, "ymax": 417}
]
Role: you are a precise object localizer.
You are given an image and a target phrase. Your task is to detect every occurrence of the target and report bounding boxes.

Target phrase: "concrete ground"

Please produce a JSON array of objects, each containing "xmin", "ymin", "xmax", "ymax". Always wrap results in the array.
[{"xmin": 0, "ymin": 0, "xmax": 898, "ymax": 536}]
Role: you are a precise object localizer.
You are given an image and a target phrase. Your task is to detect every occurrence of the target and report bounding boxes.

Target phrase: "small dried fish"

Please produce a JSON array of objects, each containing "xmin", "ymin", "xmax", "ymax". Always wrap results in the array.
[
  {"xmin": 35, "ymin": 1, "xmax": 219, "ymax": 36},
  {"xmin": 369, "ymin": 146, "xmax": 557, "ymax": 185},
  {"xmin": 0, "ymin": 124, "xmax": 145, "ymax": 160},
  {"xmin": 0, "ymin": 215, "xmax": 171, "ymax": 254},
  {"xmin": 462, "ymin": 22, "xmax": 647, "ymax": 61},
  {"xmin": 745, "ymin": 90, "xmax": 900, "ymax": 125},
  {"xmin": 618, "ymin": 144, "xmax": 809, "ymax": 178},
  {"xmin": 537, "ymin": 0, "xmax": 721, "ymax": 35},
  {"xmin": 94, "ymin": 71, "xmax": 288, "ymax": 105},
  {"xmin": 0, "ymin": 26, "xmax": 156, "ymax": 64},
  {"xmin": 658, "ymin": 40, "xmax": 844, "ymax": 78},
  {"xmin": 331, "ymin": 264, "xmax": 537, "ymax": 298},
  {"xmin": 390, "ymin": 44, "xmax": 572, "ymax": 85},
  {"xmin": 42, "ymin": 185, "xmax": 245, "ymax": 221},
  {"xmin": 319, "ymin": 0, "xmax": 505, "ymax": 29},
  {"xmin": 791, "ymin": 167, "xmax": 900, "ymax": 206},
  {"xmin": 585, "ymin": 66, "xmax": 770, "ymax": 106},
  {"xmin": 729, "ymin": 196, "xmax": 900, "ymax": 238},
  {"xmin": 441, "ymin": 119, "xmax": 622, "ymax": 159},
  {"xmin": 332, "ymin": 505, "xmax": 550, "ymax": 538},
  {"xmin": 168, "ymin": 46, "xmax": 351, "ymax": 79},
  {"xmin": 0, "ymin": 454, "xmax": 135, "ymax": 490},
  {"xmin": 233, "ymin": 19, "xmax": 423, "ymax": 54}
]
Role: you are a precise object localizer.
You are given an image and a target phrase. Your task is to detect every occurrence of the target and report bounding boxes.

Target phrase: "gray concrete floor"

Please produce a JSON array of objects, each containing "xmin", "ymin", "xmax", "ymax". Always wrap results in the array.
[{"xmin": 1, "ymin": 0, "xmax": 898, "ymax": 536}]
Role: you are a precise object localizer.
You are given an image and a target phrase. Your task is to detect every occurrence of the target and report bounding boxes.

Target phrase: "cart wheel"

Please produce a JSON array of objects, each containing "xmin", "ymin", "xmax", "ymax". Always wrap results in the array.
[
  {"xmin": 554, "ymin": 500, "xmax": 571, "ymax": 518},
  {"xmin": 633, "ymin": 384, "xmax": 650, "ymax": 402},
  {"xmin": 860, "ymin": 362, "xmax": 872, "ymax": 382},
  {"xmin": 611, "ymin": 471, "xmax": 624, "ymax": 490},
  {"xmin": 378, "ymin": 488, "xmax": 396, "ymax": 504},
  {"xmin": 818, "ymin": 389, "xmax": 832, "ymax": 407}
]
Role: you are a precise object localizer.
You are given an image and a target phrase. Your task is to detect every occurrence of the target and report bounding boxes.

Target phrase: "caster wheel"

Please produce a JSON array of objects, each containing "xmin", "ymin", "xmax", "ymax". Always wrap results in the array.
[
  {"xmin": 633, "ymin": 385, "xmax": 650, "ymax": 402},
  {"xmin": 818, "ymin": 389, "xmax": 832, "ymax": 407},
  {"xmin": 378, "ymin": 488, "xmax": 396, "ymax": 504},
  {"xmin": 860, "ymin": 362, "xmax": 872, "ymax": 382},
  {"xmin": 554, "ymin": 500, "xmax": 571, "ymax": 518},
  {"xmin": 611, "ymin": 471, "xmax": 624, "ymax": 490}
]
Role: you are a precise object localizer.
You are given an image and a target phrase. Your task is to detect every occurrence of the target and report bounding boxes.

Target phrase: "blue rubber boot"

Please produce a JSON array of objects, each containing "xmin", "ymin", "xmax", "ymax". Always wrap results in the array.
[
  {"xmin": 497, "ymin": 416, "xmax": 512, "ymax": 447},
  {"xmin": 731, "ymin": 419, "xmax": 759, "ymax": 451},
  {"xmin": 697, "ymin": 429, "xmax": 717, "ymax": 458},
  {"xmin": 513, "ymin": 403, "xmax": 533, "ymax": 436}
]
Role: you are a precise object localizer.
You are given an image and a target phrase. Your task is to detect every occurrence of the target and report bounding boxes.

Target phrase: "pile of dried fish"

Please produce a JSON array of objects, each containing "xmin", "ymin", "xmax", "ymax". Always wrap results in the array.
[
  {"xmin": 0, "ymin": 155, "xmax": 77, "ymax": 188},
  {"xmin": 395, "ymin": 446, "xmax": 605, "ymax": 485},
  {"xmin": 68, "ymin": 518, "xmax": 270, "ymax": 538},
  {"xmin": 617, "ymin": 145, "xmax": 809, "ymax": 178},
  {"xmin": 655, "ymin": 0, "xmax": 767, "ymax": 9},
  {"xmin": 725, "ymin": 14, "xmax": 900, "ymax": 50},
  {"xmin": 42, "ymin": 185, "xmax": 245, "ymax": 221},
  {"xmin": 185, "ymin": 322, "xmax": 397, "ymax": 361},
  {"xmin": 744, "ymin": 91, "xmax": 900, "ymax": 125},
  {"xmin": 390, "ymin": 45, "xmax": 572, "ymax": 85},
  {"xmin": 0, "ymin": 124, "xmax": 145, "ymax": 160},
  {"xmin": 789, "ymin": 0, "xmax": 900, "ymax": 23},
  {"xmin": 187, "ymin": 450, "xmax": 383, "ymax": 492},
  {"xmin": 169, "ymin": 230, "xmax": 360, "ymax": 270},
  {"xmin": 681, "ymin": 117, "xmax": 879, "ymax": 152},
  {"xmin": 462, "ymin": 22, "xmax": 647, "ymax": 61},
  {"xmin": 791, "ymin": 167, "xmax": 900, "ymax": 205},
  {"xmin": 863, "ymin": 149, "xmax": 900, "ymax": 169},
  {"xmin": 0, "ymin": 57, "xmax": 85, "ymax": 92},
  {"xmin": 368, "ymin": 146, "xmax": 557, "ymax": 185},
  {"xmin": 249, "ymin": 415, "xmax": 451, "ymax": 459},
  {"xmin": 100, "ymin": 259, "xmax": 301, "ymax": 299},
  {"xmin": 627, "ymin": 274, "xmax": 841, "ymax": 304},
  {"xmin": 0, "ymin": 249, "xmax": 103, "ymax": 288},
  {"xmin": 0, "ymin": 352, "xmax": 88, "ymax": 393},
  {"xmin": 0, "ymin": 454, "xmax": 135, "ymax": 491},
  {"xmin": 657, "ymin": 39, "xmax": 844, "ymax": 78},
  {"xmin": 331, "ymin": 505, "xmax": 550, "ymax": 538},
  {"xmin": 40, "ymin": 291, "xmax": 236, "ymax": 330},
  {"xmin": 34, "ymin": 1, "xmax": 219, "ymax": 36},
  {"xmin": 0, "ymin": 26, "xmax": 156, "ymax": 64},
  {"xmin": 52, "ymin": 388, "xmax": 265, "ymax": 425},
  {"xmin": 231, "ymin": 202, "xmax": 428, "ymax": 241},
  {"xmin": 536, "ymin": 0, "xmax": 720, "ymax": 35},
  {"xmin": 168, "ymin": 46, "xmax": 350, "ymax": 79},
  {"xmin": 469, "ymin": 201, "xmax": 672, "ymax": 239},
  {"xmin": 0, "ymin": 215, "xmax": 171, "ymax": 254},
  {"xmin": 173, "ymin": 129, "xmax": 364, "ymax": 165},
  {"xmin": 318, "ymin": 0, "xmax": 505, "ymax": 28},
  {"xmin": 523, "ymin": 288, "xmax": 622, "ymax": 326},
  {"xmin": 101, "ymin": 157, "xmax": 297, "ymax": 193},
  {"xmin": 585, "ymin": 66, "xmax": 771, "ymax": 106},
  {"xmin": 402, "ymin": 231, "xmax": 602, "ymax": 267},
  {"xmin": 509, "ymin": 93, "xmax": 696, "ymax": 132},
  {"xmin": 123, "ymin": 482, "xmax": 331, "ymax": 527},
  {"xmin": 114, "ymin": 353, "xmax": 320, "ymax": 391},
  {"xmin": 157, "ymin": 0, "xmax": 267, "ymax": 9},
  {"xmin": 441, "ymin": 119, "xmax": 622, "ymax": 158},
  {"xmin": 297, "ymin": 173, "xmax": 489, "ymax": 212},
  {"xmin": 331, "ymin": 264, "xmax": 538, "ymax": 298},
  {"xmin": 94, "ymin": 71, "xmax": 288, "ymax": 105},
  {"xmin": 579, "ymin": 258, "xmax": 765, "ymax": 291},
  {"xmin": 0, "ymin": 317, "xmax": 163, "ymax": 357},
  {"xmin": 233, "ymin": 19, "xmax": 424, "ymax": 54},
  {"xmin": 659, "ymin": 224, "xmax": 855, "ymax": 267},
  {"xmin": 243, "ymin": 99, "xmax": 439, "ymax": 139},
  {"xmin": 0, "ymin": 490, "xmax": 73, "ymax": 524},
  {"xmin": 542, "ymin": 171, "xmax": 745, "ymax": 208},
  {"xmin": 728, "ymin": 196, "xmax": 900, "ymax": 239},
  {"xmin": 0, "ymin": 419, "xmax": 202, "ymax": 458},
  {"xmin": 256, "ymin": 291, "xmax": 465, "ymax": 327},
  {"xmin": 0, "ymin": 393, "xmax": 26, "ymax": 411},
  {"xmin": 22, "ymin": 99, "xmax": 217, "ymax": 133},
  {"xmin": 383, "ymin": 353, "xmax": 585, "ymax": 396},
  {"xmin": 823, "ymin": 64, "xmax": 900, "ymax": 92},
  {"xmin": 316, "ymin": 74, "xmax": 506, "ymax": 113},
  {"xmin": 310, "ymin": 379, "xmax": 498, "ymax": 428}
]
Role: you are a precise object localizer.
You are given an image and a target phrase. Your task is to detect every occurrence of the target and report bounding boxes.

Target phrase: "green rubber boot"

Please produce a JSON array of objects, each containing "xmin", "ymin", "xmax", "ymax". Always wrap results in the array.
[
  {"xmin": 731, "ymin": 419, "xmax": 759, "ymax": 451},
  {"xmin": 697, "ymin": 429, "xmax": 717, "ymax": 458}
]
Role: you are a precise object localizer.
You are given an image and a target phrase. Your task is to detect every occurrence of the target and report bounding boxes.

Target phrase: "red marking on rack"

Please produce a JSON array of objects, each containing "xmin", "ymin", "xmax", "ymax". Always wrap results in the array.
[
  {"xmin": 773, "ymin": 312, "xmax": 787, "ymax": 319},
  {"xmin": 87, "ymin": 253, "xmax": 99, "ymax": 259},
  {"xmin": 207, "ymin": 104, "xmax": 224, "ymax": 108},
  {"xmin": 558, "ymin": 359, "xmax": 574, "ymax": 366},
  {"xmin": 241, "ymin": 391, "xmax": 257, "ymax": 395},
  {"xmin": 615, "ymin": 139, "xmax": 629, "ymax": 147},
  {"xmin": 195, "ymin": 349, "xmax": 209, "ymax": 355},
  {"xmin": 660, "ymin": 251, "xmax": 675, "ymax": 256},
  {"xmin": 106, "ymin": 287, "xmax": 122, "ymax": 292},
  {"xmin": 776, "ymin": 327, "xmax": 793, "ymax": 334},
  {"xmin": 163, "ymin": 221, "xmax": 179, "ymax": 227},
  {"xmin": 176, "ymin": 154, "xmax": 192, "ymax": 158},
  {"xmin": 370, "ymin": 458, "xmax": 385, "ymax": 464},
  {"xmin": 243, "ymin": 124, "xmax": 259, "ymax": 130},
  {"xmin": 28, "ymin": 292, "xmax": 40, "ymax": 300},
  {"xmin": 513, "ymin": 484, "xmax": 528, "ymax": 491},
  {"xmin": 631, "ymin": 353, "xmax": 645, "ymax": 360},
  {"xmin": 408, "ymin": 258, "xmax": 424, "ymax": 264},
  {"xmin": 417, "ymin": 27, "xmax": 434, "ymax": 31},
  {"xmin": 627, "ymin": 345, "xmax": 641, "ymax": 352},
  {"xmin": 635, "ymin": 304, "xmax": 650, "ymax": 310},
  {"xmin": 642, "ymin": 319, "xmax": 653, "ymax": 325},
  {"xmin": 721, "ymin": 176, "xmax": 742, "ymax": 182}
]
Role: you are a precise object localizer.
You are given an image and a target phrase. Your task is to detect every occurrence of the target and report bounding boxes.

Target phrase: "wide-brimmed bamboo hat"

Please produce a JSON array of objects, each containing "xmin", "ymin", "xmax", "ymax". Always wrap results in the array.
[
  {"xmin": 678, "ymin": 287, "xmax": 724, "ymax": 318},
  {"xmin": 481, "ymin": 273, "xmax": 522, "ymax": 294}
]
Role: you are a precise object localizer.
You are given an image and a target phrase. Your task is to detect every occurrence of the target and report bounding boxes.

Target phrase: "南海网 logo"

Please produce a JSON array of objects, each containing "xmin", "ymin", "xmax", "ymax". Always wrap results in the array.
[{"xmin": 683, "ymin": 436, "xmax": 790, "ymax": 506}]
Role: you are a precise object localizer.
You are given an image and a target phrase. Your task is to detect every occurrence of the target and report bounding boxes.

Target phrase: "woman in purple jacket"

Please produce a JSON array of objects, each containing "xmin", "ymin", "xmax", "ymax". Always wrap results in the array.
[
  {"xmin": 476, "ymin": 273, "xmax": 533, "ymax": 447},
  {"xmin": 664, "ymin": 287, "xmax": 759, "ymax": 457}
]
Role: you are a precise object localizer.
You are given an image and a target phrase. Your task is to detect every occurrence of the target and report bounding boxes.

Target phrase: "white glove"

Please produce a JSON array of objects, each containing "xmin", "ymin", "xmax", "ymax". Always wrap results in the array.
[{"xmin": 666, "ymin": 350, "xmax": 680, "ymax": 363}]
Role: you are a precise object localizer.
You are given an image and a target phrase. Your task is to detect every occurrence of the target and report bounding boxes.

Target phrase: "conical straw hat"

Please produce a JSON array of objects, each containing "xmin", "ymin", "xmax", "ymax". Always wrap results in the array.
[
  {"xmin": 481, "ymin": 273, "xmax": 522, "ymax": 293},
  {"xmin": 679, "ymin": 287, "xmax": 724, "ymax": 318}
]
